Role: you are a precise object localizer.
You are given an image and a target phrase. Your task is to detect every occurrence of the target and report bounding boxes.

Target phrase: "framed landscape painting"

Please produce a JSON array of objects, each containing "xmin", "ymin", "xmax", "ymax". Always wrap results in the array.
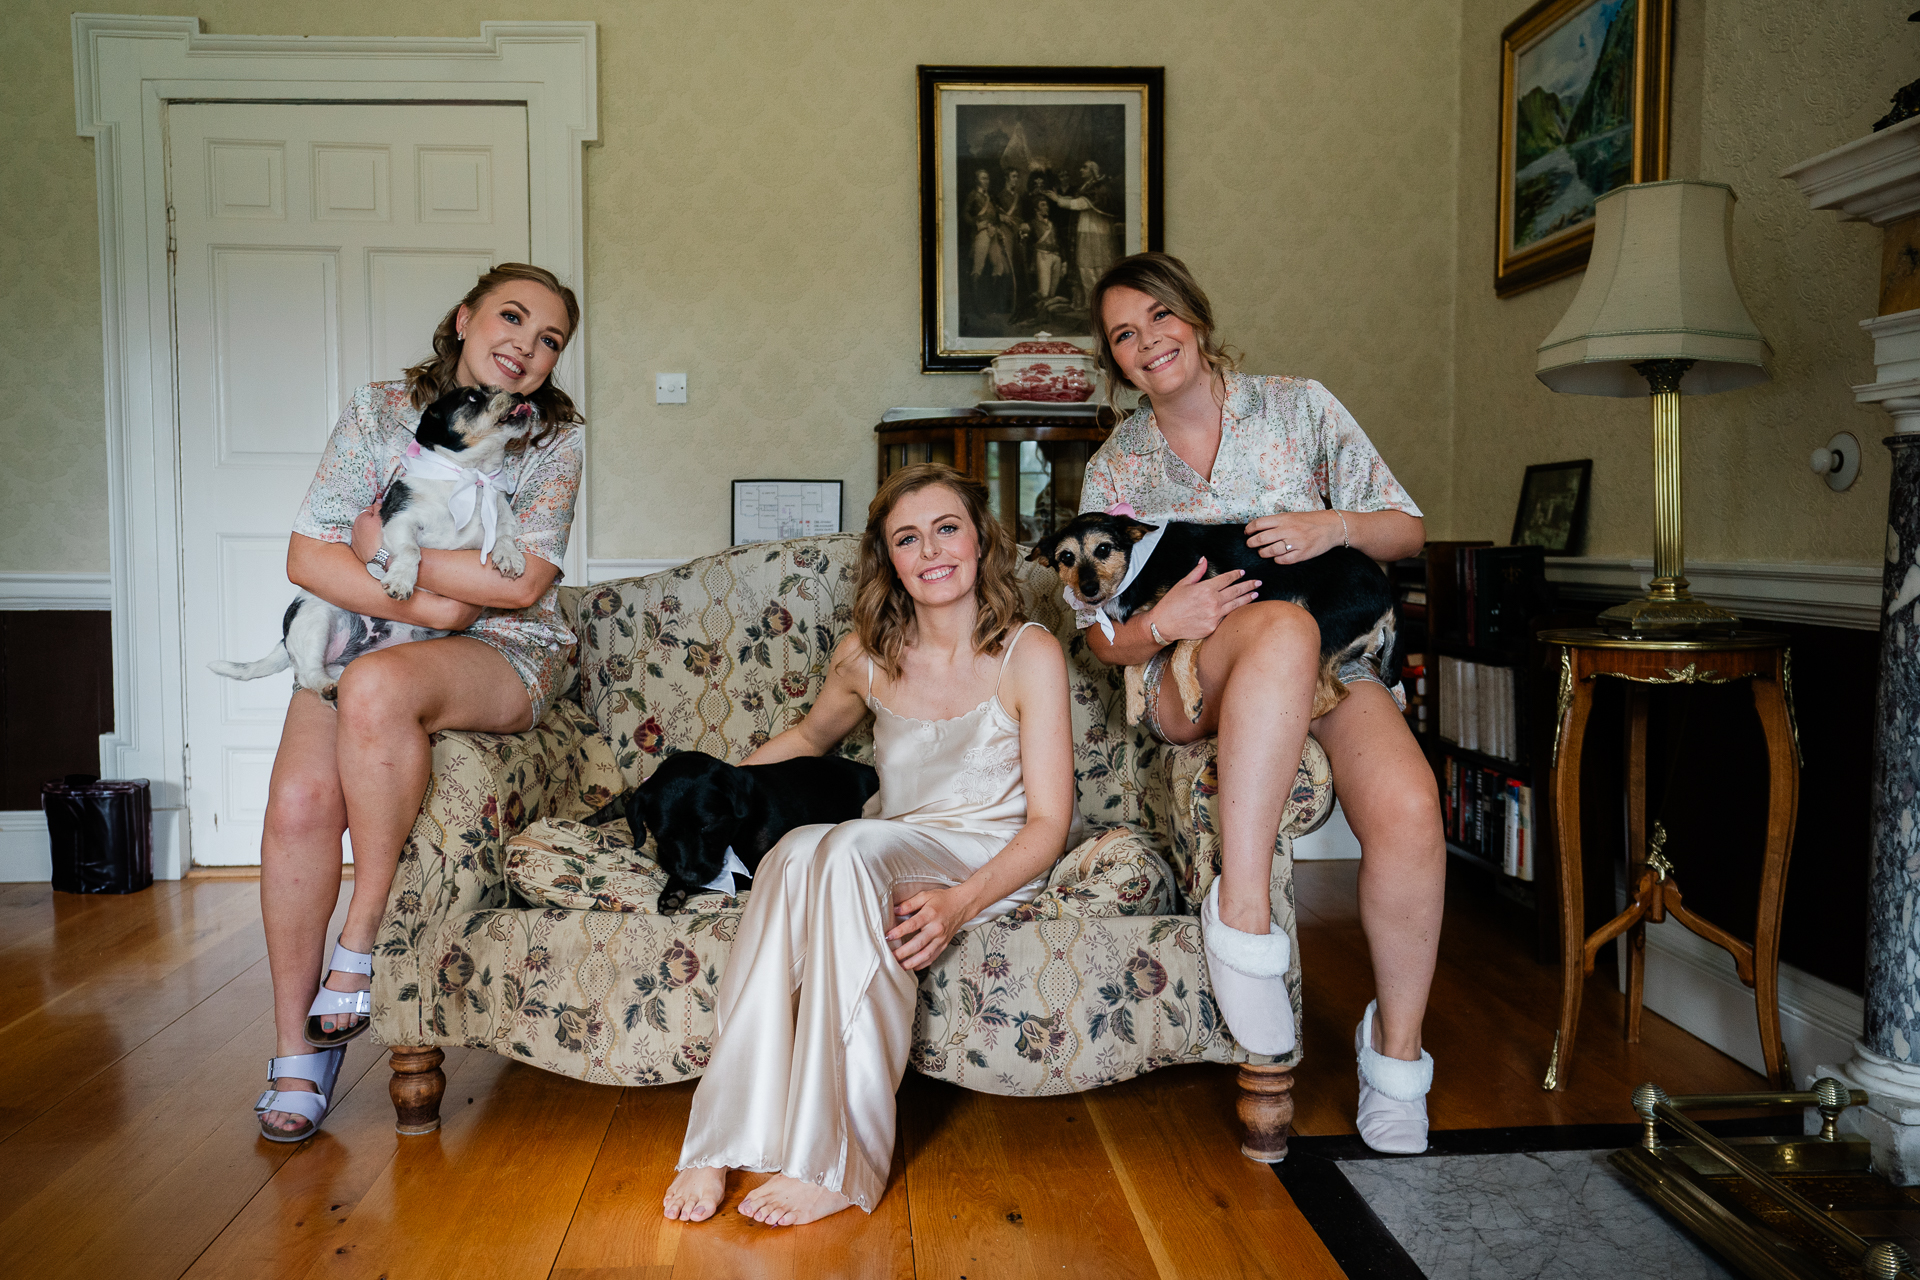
[
  {"xmin": 1496, "ymin": 0, "xmax": 1671, "ymax": 296},
  {"xmin": 918, "ymin": 65, "xmax": 1164, "ymax": 372}
]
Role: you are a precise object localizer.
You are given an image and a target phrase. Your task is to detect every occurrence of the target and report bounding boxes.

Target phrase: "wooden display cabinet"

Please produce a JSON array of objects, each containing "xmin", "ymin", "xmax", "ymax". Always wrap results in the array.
[{"xmin": 876, "ymin": 410, "xmax": 1116, "ymax": 543}]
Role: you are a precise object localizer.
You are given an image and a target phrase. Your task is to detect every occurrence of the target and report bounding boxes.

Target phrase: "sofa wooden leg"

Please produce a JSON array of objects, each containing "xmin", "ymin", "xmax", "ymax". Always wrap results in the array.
[
  {"xmin": 1236, "ymin": 1062, "xmax": 1294, "ymax": 1163},
  {"xmin": 389, "ymin": 1046, "xmax": 446, "ymax": 1135}
]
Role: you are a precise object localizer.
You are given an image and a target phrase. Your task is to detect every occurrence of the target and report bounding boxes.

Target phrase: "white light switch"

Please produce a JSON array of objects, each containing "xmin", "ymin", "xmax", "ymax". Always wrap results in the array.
[{"xmin": 656, "ymin": 372, "xmax": 688, "ymax": 404}]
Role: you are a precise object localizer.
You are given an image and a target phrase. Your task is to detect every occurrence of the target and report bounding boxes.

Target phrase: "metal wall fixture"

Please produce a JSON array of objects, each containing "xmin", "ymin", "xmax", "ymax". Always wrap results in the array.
[{"xmin": 1810, "ymin": 432, "xmax": 1861, "ymax": 491}]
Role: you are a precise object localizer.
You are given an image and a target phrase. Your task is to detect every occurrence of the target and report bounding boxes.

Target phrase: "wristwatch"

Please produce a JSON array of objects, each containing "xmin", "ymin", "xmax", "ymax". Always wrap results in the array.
[{"xmin": 366, "ymin": 547, "xmax": 391, "ymax": 579}]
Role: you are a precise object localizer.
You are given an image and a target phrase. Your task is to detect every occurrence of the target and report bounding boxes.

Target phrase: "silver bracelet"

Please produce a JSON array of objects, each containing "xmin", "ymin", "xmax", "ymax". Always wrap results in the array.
[
  {"xmin": 1336, "ymin": 510, "xmax": 1351, "ymax": 548},
  {"xmin": 1149, "ymin": 620, "xmax": 1169, "ymax": 647}
]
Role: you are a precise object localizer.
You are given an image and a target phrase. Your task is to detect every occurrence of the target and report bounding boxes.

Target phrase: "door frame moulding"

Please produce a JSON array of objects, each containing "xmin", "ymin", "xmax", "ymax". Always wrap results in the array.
[{"xmin": 73, "ymin": 15, "xmax": 598, "ymax": 879}]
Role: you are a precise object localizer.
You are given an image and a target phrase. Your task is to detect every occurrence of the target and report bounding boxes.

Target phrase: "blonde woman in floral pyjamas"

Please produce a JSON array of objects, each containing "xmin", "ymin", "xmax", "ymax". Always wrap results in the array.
[
  {"xmin": 252, "ymin": 264, "xmax": 583, "ymax": 1142},
  {"xmin": 1076, "ymin": 253, "xmax": 1445, "ymax": 1155}
]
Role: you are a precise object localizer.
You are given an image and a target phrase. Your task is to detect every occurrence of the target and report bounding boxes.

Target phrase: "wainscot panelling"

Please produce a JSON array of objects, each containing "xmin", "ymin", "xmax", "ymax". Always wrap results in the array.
[{"xmin": 0, "ymin": 610, "xmax": 114, "ymax": 882}]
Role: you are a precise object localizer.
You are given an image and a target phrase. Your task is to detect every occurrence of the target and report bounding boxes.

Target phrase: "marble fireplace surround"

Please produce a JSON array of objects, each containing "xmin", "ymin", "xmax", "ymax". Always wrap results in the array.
[{"xmin": 1783, "ymin": 111, "xmax": 1920, "ymax": 1182}]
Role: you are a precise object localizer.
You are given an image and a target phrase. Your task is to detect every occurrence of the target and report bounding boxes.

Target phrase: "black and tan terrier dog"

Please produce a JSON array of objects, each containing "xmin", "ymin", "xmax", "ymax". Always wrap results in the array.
[{"xmin": 1027, "ymin": 511, "xmax": 1396, "ymax": 727}]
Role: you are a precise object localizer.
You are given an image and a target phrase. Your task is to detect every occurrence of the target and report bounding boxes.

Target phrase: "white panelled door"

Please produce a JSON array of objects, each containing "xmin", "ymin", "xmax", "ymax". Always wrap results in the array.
[{"xmin": 172, "ymin": 103, "xmax": 530, "ymax": 865}]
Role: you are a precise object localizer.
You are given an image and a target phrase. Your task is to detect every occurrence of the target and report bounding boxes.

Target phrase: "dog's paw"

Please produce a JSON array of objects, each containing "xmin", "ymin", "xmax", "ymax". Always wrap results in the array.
[
  {"xmin": 381, "ymin": 565, "xmax": 418, "ymax": 600},
  {"xmin": 656, "ymin": 887, "xmax": 690, "ymax": 915},
  {"xmin": 319, "ymin": 683, "xmax": 339, "ymax": 703},
  {"xmin": 1123, "ymin": 663, "xmax": 1147, "ymax": 726},
  {"xmin": 489, "ymin": 543, "xmax": 526, "ymax": 579}
]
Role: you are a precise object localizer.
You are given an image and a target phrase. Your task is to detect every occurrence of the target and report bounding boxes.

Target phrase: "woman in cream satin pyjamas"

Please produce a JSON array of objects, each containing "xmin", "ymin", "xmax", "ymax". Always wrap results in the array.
[{"xmin": 663, "ymin": 464, "xmax": 1077, "ymax": 1228}]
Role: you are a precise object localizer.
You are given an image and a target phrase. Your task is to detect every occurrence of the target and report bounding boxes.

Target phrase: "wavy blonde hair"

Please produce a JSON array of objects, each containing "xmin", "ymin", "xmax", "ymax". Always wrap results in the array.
[
  {"xmin": 854, "ymin": 464, "xmax": 1025, "ymax": 681},
  {"xmin": 403, "ymin": 263, "xmax": 583, "ymax": 452},
  {"xmin": 1088, "ymin": 252, "xmax": 1241, "ymax": 409}
]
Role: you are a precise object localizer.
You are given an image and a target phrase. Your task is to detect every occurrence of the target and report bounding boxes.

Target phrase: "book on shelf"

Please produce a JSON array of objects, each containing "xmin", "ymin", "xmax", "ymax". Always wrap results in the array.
[
  {"xmin": 1430, "ymin": 543, "xmax": 1548, "ymax": 655},
  {"xmin": 1399, "ymin": 651, "xmax": 1428, "ymax": 735},
  {"xmin": 1436, "ymin": 655, "xmax": 1521, "ymax": 763},
  {"xmin": 1438, "ymin": 752, "xmax": 1533, "ymax": 880}
]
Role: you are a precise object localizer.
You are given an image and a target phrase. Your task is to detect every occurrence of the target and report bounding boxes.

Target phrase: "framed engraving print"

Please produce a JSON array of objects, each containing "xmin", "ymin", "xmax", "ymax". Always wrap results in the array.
[
  {"xmin": 918, "ymin": 65, "xmax": 1164, "ymax": 372},
  {"xmin": 1496, "ymin": 0, "xmax": 1671, "ymax": 297}
]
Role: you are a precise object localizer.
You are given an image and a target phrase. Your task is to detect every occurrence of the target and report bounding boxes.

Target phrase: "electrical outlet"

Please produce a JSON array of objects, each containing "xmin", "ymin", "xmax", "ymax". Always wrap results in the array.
[{"xmin": 656, "ymin": 372, "xmax": 688, "ymax": 404}]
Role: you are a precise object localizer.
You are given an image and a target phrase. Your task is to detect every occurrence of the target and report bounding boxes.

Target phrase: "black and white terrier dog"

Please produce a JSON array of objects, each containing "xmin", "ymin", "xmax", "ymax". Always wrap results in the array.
[
  {"xmin": 209, "ymin": 385, "xmax": 536, "ymax": 700},
  {"xmin": 1027, "ymin": 510, "xmax": 1396, "ymax": 727}
]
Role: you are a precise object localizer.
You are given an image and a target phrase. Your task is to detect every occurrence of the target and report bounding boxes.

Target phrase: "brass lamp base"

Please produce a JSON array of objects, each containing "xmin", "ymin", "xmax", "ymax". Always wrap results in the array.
[
  {"xmin": 1598, "ymin": 587, "xmax": 1742, "ymax": 638},
  {"xmin": 1597, "ymin": 359, "xmax": 1742, "ymax": 639}
]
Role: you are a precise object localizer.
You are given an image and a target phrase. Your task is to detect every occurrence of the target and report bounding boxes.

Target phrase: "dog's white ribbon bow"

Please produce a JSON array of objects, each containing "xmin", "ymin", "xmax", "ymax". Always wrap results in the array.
[
  {"xmin": 1070, "ymin": 518, "xmax": 1170, "ymax": 643},
  {"xmin": 698, "ymin": 846, "xmax": 753, "ymax": 894},
  {"xmin": 400, "ymin": 441, "xmax": 516, "ymax": 562}
]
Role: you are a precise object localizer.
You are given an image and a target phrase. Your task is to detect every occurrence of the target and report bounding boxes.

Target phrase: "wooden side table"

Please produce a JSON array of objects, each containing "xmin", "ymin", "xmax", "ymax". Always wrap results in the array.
[{"xmin": 1539, "ymin": 628, "xmax": 1802, "ymax": 1091}]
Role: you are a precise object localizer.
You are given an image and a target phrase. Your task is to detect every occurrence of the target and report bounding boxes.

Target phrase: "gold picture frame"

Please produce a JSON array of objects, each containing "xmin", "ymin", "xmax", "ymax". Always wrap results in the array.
[
  {"xmin": 918, "ymin": 65, "xmax": 1164, "ymax": 372},
  {"xmin": 1496, "ymin": 0, "xmax": 1672, "ymax": 297}
]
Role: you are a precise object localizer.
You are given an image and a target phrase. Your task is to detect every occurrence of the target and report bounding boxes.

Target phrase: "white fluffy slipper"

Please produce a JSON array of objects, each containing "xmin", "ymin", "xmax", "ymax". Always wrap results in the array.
[
  {"xmin": 1355, "ymin": 999, "xmax": 1433, "ymax": 1154},
  {"xmin": 1200, "ymin": 879, "xmax": 1296, "ymax": 1056}
]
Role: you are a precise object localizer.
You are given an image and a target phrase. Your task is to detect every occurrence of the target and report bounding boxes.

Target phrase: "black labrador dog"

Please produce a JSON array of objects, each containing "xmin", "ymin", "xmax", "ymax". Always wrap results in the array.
[{"xmin": 591, "ymin": 750, "xmax": 881, "ymax": 914}]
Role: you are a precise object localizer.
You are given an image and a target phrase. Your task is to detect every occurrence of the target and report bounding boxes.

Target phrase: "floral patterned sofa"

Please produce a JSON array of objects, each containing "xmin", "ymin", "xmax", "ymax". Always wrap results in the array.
[{"xmin": 370, "ymin": 534, "xmax": 1334, "ymax": 1161}]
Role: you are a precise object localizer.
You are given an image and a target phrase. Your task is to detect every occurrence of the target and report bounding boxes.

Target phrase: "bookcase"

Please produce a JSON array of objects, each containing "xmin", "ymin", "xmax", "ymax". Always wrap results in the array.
[{"xmin": 1393, "ymin": 541, "xmax": 1567, "ymax": 955}]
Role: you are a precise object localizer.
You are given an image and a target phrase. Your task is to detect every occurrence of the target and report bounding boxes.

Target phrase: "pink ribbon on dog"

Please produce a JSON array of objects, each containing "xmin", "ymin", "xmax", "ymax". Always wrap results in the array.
[{"xmin": 1107, "ymin": 501, "xmax": 1136, "ymax": 518}]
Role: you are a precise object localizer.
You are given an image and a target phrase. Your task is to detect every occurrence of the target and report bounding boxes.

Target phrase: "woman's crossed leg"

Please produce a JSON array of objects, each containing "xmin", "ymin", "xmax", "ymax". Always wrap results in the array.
[{"xmin": 257, "ymin": 635, "xmax": 532, "ymax": 1134}]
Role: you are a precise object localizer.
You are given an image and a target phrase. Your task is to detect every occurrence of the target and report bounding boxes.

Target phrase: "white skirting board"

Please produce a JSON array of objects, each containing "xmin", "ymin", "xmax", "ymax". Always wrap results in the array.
[
  {"xmin": 1293, "ymin": 799, "xmax": 1364, "ymax": 861},
  {"xmin": 0, "ymin": 807, "xmax": 185, "ymax": 883},
  {"xmin": 1626, "ymin": 914, "xmax": 1863, "ymax": 1082},
  {"xmin": 0, "ymin": 811, "xmax": 53, "ymax": 881}
]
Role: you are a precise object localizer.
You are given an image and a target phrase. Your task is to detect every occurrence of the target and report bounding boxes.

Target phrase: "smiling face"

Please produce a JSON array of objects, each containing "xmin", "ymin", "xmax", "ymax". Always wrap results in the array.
[
  {"xmin": 884, "ymin": 484, "xmax": 981, "ymax": 610},
  {"xmin": 1101, "ymin": 284, "xmax": 1210, "ymax": 399},
  {"xmin": 453, "ymin": 281, "xmax": 570, "ymax": 396}
]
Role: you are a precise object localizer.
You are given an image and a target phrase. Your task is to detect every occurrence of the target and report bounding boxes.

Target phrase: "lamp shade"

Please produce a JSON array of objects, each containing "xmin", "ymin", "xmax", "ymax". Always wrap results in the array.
[{"xmin": 1535, "ymin": 180, "xmax": 1770, "ymax": 397}]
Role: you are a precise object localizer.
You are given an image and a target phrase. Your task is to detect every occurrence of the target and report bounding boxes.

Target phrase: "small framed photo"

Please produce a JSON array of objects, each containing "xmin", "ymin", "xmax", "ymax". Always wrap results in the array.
[
  {"xmin": 919, "ymin": 64, "xmax": 1165, "ymax": 372},
  {"xmin": 1497, "ymin": 0, "xmax": 1673, "ymax": 297},
  {"xmin": 1511, "ymin": 459, "xmax": 1592, "ymax": 554},
  {"xmin": 732, "ymin": 480, "xmax": 845, "ymax": 546}
]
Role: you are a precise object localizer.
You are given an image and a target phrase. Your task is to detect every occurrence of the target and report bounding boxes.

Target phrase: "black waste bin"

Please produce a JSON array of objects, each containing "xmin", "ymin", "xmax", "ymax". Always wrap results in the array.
[{"xmin": 42, "ymin": 775, "xmax": 153, "ymax": 894}]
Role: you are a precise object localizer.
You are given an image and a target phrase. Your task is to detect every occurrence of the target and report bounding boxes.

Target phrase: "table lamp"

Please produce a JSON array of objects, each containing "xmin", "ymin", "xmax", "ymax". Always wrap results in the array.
[{"xmin": 1534, "ymin": 179, "xmax": 1771, "ymax": 636}]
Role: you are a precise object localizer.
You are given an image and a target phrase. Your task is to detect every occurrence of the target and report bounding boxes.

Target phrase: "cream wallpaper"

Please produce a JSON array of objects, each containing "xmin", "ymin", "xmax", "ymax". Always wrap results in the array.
[
  {"xmin": 1, "ymin": 0, "xmax": 1461, "ymax": 573},
  {"xmin": 1446, "ymin": 0, "xmax": 1908, "ymax": 565}
]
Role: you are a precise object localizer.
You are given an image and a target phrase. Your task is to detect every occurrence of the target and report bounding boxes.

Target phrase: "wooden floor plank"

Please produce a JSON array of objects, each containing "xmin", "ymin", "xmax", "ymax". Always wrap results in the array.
[
  {"xmin": 180, "ymin": 1045, "xmax": 475, "ymax": 1280},
  {"xmin": 0, "ymin": 856, "xmax": 1796, "ymax": 1280},
  {"xmin": 0, "ymin": 997, "xmax": 383, "ymax": 1280},
  {"xmin": 293, "ymin": 1054, "xmax": 620, "ymax": 1280},
  {"xmin": 0, "ymin": 879, "xmax": 197, "ymax": 1022},
  {"xmin": 899, "ymin": 1074, "xmax": 1157, "ymax": 1280},
  {"xmin": 0, "ymin": 881, "xmax": 284, "ymax": 1142},
  {"xmin": 546, "ymin": 1082, "xmax": 702, "ymax": 1277},
  {"xmin": 1085, "ymin": 1064, "xmax": 1344, "ymax": 1280},
  {"xmin": 1288, "ymin": 861, "xmax": 1766, "ymax": 1137}
]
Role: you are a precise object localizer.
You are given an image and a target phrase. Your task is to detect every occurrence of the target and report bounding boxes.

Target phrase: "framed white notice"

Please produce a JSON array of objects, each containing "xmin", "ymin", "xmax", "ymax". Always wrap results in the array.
[{"xmin": 731, "ymin": 480, "xmax": 845, "ymax": 545}]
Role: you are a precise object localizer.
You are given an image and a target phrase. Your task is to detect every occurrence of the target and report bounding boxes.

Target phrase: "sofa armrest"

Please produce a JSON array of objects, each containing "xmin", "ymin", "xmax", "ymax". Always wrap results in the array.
[{"xmin": 372, "ymin": 697, "xmax": 622, "ymax": 1044}]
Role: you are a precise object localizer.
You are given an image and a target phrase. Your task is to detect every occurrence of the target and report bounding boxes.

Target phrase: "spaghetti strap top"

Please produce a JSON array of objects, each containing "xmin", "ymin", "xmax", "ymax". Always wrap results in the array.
[{"xmin": 864, "ymin": 621, "xmax": 1044, "ymax": 837}]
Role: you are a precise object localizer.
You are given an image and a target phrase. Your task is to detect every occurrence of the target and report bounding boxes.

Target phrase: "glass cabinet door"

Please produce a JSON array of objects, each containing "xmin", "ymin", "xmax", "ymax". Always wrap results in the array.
[{"xmin": 985, "ymin": 438, "xmax": 1094, "ymax": 543}]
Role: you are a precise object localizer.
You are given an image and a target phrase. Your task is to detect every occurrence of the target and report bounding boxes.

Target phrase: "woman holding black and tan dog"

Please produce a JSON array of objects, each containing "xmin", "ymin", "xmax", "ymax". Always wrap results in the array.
[
  {"xmin": 1077, "ymin": 252, "xmax": 1444, "ymax": 1155},
  {"xmin": 252, "ymin": 264, "xmax": 583, "ymax": 1141},
  {"xmin": 663, "ymin": 464, "xmax": 1075, "ymax": 1226}
]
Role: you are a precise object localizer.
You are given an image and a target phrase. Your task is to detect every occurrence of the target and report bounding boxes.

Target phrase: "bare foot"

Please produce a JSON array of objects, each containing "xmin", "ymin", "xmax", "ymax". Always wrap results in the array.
[
  {"xmin": 738, "ymin": 1174, "xmax": 853, "ymax": 1226},
  {"xmin": 663, "ymin": 1166, "xmax": 727, "ymax": 1222}
]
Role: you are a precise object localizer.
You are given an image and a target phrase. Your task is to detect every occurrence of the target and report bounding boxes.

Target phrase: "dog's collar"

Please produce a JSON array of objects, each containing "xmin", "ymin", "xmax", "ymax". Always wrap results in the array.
[
  {"xmin": 697, "ymin": 846, "xmax": 752, "ymax": 895},
  {"xmin": 400, "ymin": 442, "xmax": 516, "ymax": 562},
  {"xmin": 1071, "ymin": 519, "xmax": 1170, "ymax": 643}
]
